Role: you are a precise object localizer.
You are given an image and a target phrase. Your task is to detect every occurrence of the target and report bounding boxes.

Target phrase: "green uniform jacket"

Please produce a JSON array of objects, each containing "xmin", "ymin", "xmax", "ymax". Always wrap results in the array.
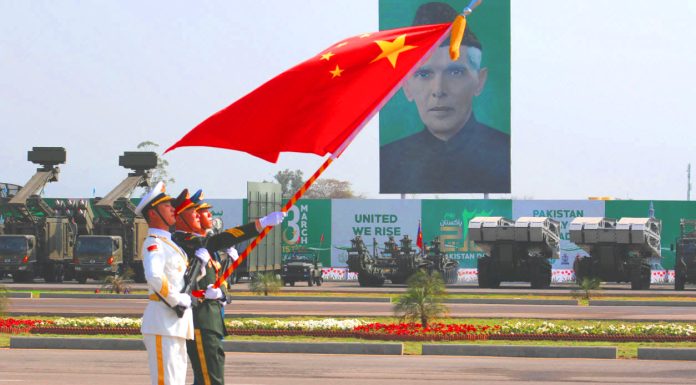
[{"xmin": 172, "ymin": 221, "xmax": 261, "ymax": 333}]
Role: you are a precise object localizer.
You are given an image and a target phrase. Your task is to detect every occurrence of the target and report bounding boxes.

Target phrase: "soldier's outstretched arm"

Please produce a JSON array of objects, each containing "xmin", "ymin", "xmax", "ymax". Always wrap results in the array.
[{"xmin": 206, "ymin": 211, "xmax": 286, "ymax": 251}]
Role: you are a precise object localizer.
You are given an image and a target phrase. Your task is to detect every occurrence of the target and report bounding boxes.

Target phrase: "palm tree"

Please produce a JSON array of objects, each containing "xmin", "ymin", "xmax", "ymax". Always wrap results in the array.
[
  {"xmin": 250, "ymin": 272, "xmax": 282, "ymax": 296},
  {"xmin": 573, "ymin": 277, "xmax": 601, "ymax": 301},
  {"xmin": 394, "ymin": 270, "xmax": 448, "ymax": 328},
  {"xmin": 100, "ymin": 269, "xmax": 134, "ymax": 294}
]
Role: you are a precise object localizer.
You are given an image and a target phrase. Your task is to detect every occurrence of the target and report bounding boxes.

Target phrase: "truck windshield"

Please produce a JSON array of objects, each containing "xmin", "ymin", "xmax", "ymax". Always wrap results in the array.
[
  {"xmin": 75, "ymin": 238, "xmax": 114, "ymax": 255},
  {"xmin": 0, "ymin": 236, "xmax": 29, "ymax": 255},
  {"xmin": 288, "ymin": 254, "xmax": 313, "ymax": 263}
]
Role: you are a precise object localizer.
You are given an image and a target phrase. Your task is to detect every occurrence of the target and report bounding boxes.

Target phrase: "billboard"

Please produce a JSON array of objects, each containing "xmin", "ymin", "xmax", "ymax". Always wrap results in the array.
[
  {"xmin": 331, "ymin": 199, "xmax": 421, "ymax": 267},
  {"xmin": 281, "ymin": 199, "xmax": 332, "ymax": 266},
  {"xmin": 512, "ymin": 200, "xmax": 605, "ymax": 270},
  {"xmin": 421, "ymin": 199, "xmax": 512, "ymax": 268},
  {"xmin": 378, "ymin": 0, "xmax": 511, "ymax": 193}
]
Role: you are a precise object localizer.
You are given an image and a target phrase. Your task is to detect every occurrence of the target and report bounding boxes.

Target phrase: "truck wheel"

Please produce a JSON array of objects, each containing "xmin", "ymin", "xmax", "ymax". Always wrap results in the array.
[
  {"xmin": 531, "ymin": 260, "xmax": 552, "ymax": 289},
  {"xmin": 316, "ymin": 277, "xmax": 322, "ymax": 286},
  {"xmin": 55, "ymin": 264, "xmax": 64, "ymax": 283},
  {"xmin": 630, "ymin": 264, "xmax": 650, "ymax": 290},
  {"xmin": 289, "ymin": 281, "xmax": 295, "ymax": 287},
  {"xmin": 77, "ymin": 274, "xmax": 87, "ymax": 284},
  {"xmin": 675, "ymin": 273, "xmax": 686, "ymax": 290},
  {"xmin": 133, "ymin": 265, "xmax": 146, "ymax": 283},
  {"xmin": 308, "ymin": 278, "xmax": 313, "ymax": 287},
  {"xmin": 477, "ymin": 256, "xmax": 492, "ymax": 288}
]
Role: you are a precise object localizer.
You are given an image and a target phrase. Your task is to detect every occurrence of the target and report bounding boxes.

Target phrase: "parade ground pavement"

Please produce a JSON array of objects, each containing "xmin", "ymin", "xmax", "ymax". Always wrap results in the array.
[{"xmin": 1, "ymin": 349, "xmax": 696, "ymax": 384}]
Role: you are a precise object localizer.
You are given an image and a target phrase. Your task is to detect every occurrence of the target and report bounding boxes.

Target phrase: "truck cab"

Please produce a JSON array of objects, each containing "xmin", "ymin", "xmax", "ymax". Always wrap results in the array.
[
  {"xmin": 72, "ymin": 235, "xmax": 122, "ymax": 283},
  {"xmin": 281, "ymin": 253, "xmax": 323, "ymax": 287},
  {"xmin": 0, "ymin": 234, "xmax": 37, "ymax": 282}
]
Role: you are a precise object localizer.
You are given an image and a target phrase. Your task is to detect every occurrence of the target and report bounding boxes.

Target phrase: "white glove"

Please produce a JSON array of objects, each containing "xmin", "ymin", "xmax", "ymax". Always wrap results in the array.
[
  {"xmin": 195, "ymin": 248, "xmax": 211, "ymax": 264},
  {"xmin": 176, "ymin": 294, "xmax": 192, "ymax": 308},
  {"xmin": 259, "ymin": 211, "xmax": 286, "ymax": 228},
  {"xmin": 204, "ymin": 284, "xmax": 223, "ymax": 300},
  {"xmin": 226, "ymin": 247, "xmax": 239, "ymax": 262}
]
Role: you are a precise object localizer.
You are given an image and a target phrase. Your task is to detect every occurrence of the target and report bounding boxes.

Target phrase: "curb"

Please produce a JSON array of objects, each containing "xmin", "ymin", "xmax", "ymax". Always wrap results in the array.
[
  {"xmin": 11, "ymin": 337, "xmax": 145, "ymax": 350},
  {"xmin": 9, "ymin": 337, "xmax": 402, "ymax": 355},
  {"xmin": 444, "ymin": 298, "xmax": 577, "ymax": 305},
  {"xmin": 638, "ymin": 348, "xmax": 696, "ymax": 361},
  {"xmin": 223, "ymin": 340, "xmax": 402, "ymax": 355},
  {"xmin": 7, "ymin": 292, "xmax": 32, "ymax": 298},
  {"xmin": 422, "ymin": 344, "xmax": 617, "ymax": 359},
  {"xmin": 590, "ymin": 300, "xmax": 696, "ymax": 307},
  {"xmin": 232, "ymin": 296, "xmax": 391, "ymax": 303},
  {"xmin": 39, "ymin": 293, "xmax": 146, "ymax": 299}
]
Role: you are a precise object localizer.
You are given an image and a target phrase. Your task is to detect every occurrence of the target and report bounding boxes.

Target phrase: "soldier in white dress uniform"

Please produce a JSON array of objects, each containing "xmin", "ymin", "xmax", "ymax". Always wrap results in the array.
[{"xmin": 135, "ymin": 181, "xmax": 194, "ymax": 385}]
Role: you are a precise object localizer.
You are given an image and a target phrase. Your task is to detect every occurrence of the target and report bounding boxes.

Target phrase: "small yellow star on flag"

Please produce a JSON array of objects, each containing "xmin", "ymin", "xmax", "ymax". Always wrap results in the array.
[
  {"xmin": 329, "ymin": 65, "xmax": 344, "ymax": 78},
  {"xmin": 370, "ymin": 34, "xmax": 417, "ymax": 68},
  {"xmin": 320, "ymin": 52, "xmax": 335, "ymax": 61}
]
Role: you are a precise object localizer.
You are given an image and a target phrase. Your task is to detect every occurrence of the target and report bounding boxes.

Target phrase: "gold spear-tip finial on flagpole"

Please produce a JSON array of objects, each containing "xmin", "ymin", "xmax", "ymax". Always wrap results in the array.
[{"xmin": 449, "ymin": 0, "xmax": 482, "ymax": 61}]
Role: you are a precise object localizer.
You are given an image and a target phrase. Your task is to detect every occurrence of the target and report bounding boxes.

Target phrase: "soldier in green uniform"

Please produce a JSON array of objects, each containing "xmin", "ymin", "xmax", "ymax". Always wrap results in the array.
[{"xmin": 171, "ymin": 189, "xmax": 284, "ymax": 385}]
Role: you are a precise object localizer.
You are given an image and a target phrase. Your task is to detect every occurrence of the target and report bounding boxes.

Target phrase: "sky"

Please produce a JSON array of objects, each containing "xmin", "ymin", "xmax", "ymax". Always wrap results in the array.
[{"xmin": 2, "ymin": 0, "xmax": 696, "ymax": 201}]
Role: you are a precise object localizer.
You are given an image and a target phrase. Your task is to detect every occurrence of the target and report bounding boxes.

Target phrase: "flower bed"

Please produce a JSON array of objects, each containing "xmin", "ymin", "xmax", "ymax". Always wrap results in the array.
[
  {"xmin": 3, "ymin": 317, "xmax": 696, "ymax": 343},
  {"xmin": 353, "ymin": 322, "xmax": 491, "ymax": 341},
  {"xmin": 0, "ymin": 318, "xmax": 52, "ymax": 334}
]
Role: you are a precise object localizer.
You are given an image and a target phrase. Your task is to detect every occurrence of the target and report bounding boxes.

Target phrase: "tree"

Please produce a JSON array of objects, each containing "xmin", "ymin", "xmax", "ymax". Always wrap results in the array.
[
  {"xmin": 393, "ymin": 270, "xmax": 448, "ymax": 328},
  {"xmin": 137, "ymin": 141, "xmax": 175, "ymax": 187},
  {"xmin": 250, "ymin": 272, "xmax": 282, "ymax": 296},
  {"xmin": 273, "ymin": 169, "xmax": 304, "ymax": 198},
  {"xmin": 304, "ymin": 178, "xmax": 362, "ymax": 199}
]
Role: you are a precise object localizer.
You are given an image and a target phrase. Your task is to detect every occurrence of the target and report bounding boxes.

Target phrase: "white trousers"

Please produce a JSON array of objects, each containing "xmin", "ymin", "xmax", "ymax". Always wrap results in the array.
[{"xmin": 143, "ymin": 334, "xmax": 188, "ymax": 385}]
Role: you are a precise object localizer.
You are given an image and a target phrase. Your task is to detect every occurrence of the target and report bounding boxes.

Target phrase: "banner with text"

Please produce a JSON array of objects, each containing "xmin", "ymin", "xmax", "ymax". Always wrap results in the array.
[
  {"xmin": 281, "ymin": 199, "xmax": 332, "ymax": 266},
  {"xmin": 421, "ymin": 200, "xmax": 512, "ymax": 268},
  {"xmin": 331, "ymin": 200, "xmax": 422, "ymax": 267},
  {"xmin": 206, "ymin": 199, "xmax": 244, "ymax": 230},
  {"xmin": 513, "ymin": 200, "xmax": 605, "ymax": 270}
]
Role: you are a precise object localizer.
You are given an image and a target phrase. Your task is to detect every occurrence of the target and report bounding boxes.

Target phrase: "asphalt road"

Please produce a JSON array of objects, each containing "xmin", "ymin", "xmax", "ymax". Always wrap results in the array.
[
  {"xmin": 1, "ymin": 349, "xmax": 695, "ymax": 384},
  {"xmin": 8, "ymin": 297, "xmax": 696, "ymax": 321},
  {"xmin": 3, "ymin": 280, "xmax": 696, "ymax": 296}
]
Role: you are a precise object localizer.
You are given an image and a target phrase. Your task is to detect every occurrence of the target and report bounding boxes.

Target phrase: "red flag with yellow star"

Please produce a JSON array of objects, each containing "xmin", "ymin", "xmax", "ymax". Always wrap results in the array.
[{"xmin": 166, "ymin": 23, "xmax": 450, "ymax": 162}]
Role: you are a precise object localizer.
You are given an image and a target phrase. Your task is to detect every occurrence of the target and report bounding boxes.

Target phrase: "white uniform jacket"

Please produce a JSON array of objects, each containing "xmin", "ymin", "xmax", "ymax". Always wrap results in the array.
[{"xmin": 141, "ymin": 228, "xmax": 194, "ymax": 340}]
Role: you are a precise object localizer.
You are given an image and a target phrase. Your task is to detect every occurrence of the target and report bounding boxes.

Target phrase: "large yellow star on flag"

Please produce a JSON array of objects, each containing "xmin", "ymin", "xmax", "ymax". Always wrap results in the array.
[
  {"xmin": 329, "ymin": 65, "xmax": 344, "ymax": 78},
  {"xmin": 370, "ymin": 34, "xmax": 417, "ymax": 68}
]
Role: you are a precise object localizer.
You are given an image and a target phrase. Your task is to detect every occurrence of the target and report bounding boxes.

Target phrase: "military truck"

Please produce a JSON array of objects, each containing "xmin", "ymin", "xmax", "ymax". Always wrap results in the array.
[
  {"xmin": 73, "ymin": 152, "xmax": 156, "ymax": 283},
  {"xmin": 281, "ymin": 251, "xmax": 323, "ymax": 287},
  {"xmin": 346, "ymin": 234, "xmax": 457, "ymax": 286},
  {"xmin": 424, "ymin": 237, "xmax": 459, "ymax": 284},
  {"xmin": 672, "ymin": 219, "xmax": 696, "ymax": 290},
  {"xmin": 570, "ymin": 217, "xmax": 661, "ymax": 290},
  {"xmin": 469, "ymin": 217, "xmax": 561, "ymax": 289},
  {"xmin": 0, "ymin": 147, "xmax": 77, "ymax": 282},
  {"xmin": 346, "ymin": 235, "xmax": 386, "ymax": 287}
]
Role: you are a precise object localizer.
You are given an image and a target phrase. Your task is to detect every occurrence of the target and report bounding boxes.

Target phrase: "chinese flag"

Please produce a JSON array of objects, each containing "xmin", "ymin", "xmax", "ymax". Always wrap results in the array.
[
  {"xmin": 166, "ymin": 23, "xmax": 450, "ymax": 162},
  {"xmin": 416, "ymin": 221, "xmax": 424, "ymax": 251}
]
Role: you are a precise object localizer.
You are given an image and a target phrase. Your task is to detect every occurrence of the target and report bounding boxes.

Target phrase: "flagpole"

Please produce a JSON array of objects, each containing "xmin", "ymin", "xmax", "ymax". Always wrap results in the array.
[{"xmin": 212, "ymin": 155, "xmax": 335, "ymax": 288}]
